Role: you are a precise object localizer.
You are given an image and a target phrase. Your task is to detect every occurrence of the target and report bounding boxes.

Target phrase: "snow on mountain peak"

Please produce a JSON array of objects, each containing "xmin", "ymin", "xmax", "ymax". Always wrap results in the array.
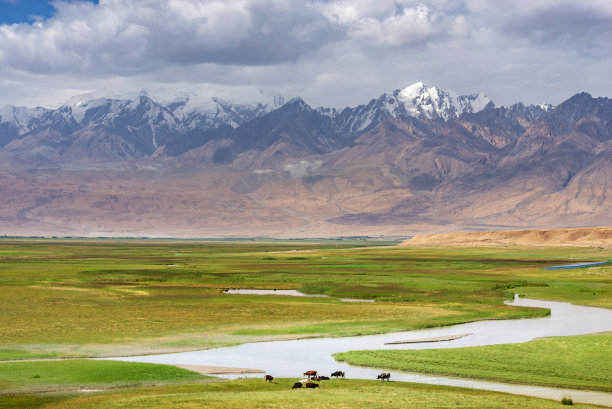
[
  {"xmin": 539, "ymin": 103, "xmax": 553, "ymax": 112},
  {"xmin": 398, "ymin": 81, "xmax": 427, "ymax": 100},
  {"xmin": 396, "ymin": 82, "xmax": 492, "ymax": 120},
  {"xmin": 320, "ymin": 82, "xmax": 495, "ymax": 136},
  {"xmin": 63, "ymin": 91, "xmax": 154, "ymax": 124},
  {"xmin": 0, "ymin": 105, "xmax": 47, "ymax": 133}
]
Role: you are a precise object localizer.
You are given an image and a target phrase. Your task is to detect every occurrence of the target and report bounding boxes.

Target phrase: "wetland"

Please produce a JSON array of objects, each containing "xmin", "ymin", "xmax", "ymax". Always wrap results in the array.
[{"xmin": 0, "ymin": 238, "xmax": 610, "ymax": 408}]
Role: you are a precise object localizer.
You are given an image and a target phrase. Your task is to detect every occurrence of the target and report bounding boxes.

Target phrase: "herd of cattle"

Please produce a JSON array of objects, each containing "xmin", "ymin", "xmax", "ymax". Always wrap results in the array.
[{"xmin": 264, "ymin": 370, "xmax": 391, "ymax": 388}]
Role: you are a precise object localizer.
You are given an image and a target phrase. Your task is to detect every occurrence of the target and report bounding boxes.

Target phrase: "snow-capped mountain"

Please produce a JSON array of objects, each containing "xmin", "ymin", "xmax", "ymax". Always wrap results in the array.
[
  {"xmin": 1, "ymin": 85, "xmax": 610, "ymax": 238},
  {"xmin": 0, "ymin": 82, "xmax": 556, "ymax": 162},
  {"xmin": 0, "ymin": 105, "xmax": 49, "ymax": 134},
  {"xmin": 318, "ymin": 82, "xmax": 494, "ymax": 137},
  {"xmin": 0, "ymin": 91, "xmax": 286, "ymax": 155},
  {"xmin": 396, "ymin": 82, "xmax": 492, "ymax": 120},
  {"xmin": 166, "ymin": 95, "xmax": 285, "ymax": 131}
]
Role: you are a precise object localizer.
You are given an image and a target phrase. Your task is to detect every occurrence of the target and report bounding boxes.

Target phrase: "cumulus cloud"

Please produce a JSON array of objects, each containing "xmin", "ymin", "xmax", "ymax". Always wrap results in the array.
[
  {"xmin": 0, "ymin": 0, "xmax": 610, "ymax": 108},
  {"xmin": 321, "ymin": 2, "xmax": 464, "ymax": 47},
  {"xmin": 0, "ymin": 0, "xmax": 343, "ymax": 74}
]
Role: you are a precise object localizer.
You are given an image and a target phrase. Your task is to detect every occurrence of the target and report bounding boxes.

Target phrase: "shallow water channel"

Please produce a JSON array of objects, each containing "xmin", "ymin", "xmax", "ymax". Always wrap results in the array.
[
  {"xmin": 112, "ymin": 296, "xmax": 612, "ymax": 406},
  {"xmin": 224, "ymin": 288, "xmax": 375, "ymax": 302}
]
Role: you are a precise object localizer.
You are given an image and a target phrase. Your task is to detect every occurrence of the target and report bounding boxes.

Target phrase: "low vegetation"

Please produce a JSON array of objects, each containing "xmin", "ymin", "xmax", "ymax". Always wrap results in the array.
[
  {"xmin": 334, "ymin": 333, "xmax": 612, "ymax": 392},
  {"xmin": 0, "ymin": 239, "xmax": 610, "ymax": 408},
  {"xmin": 0, "ymin": 239, "xmax": 610, "ymax": 358},
  {"xmin": 0, "ymin": 378, "xmax": 602, "ymax": 409},
  {"xmin": 0, "ymin": 360, "xmax": 210, "ymax": 394}
]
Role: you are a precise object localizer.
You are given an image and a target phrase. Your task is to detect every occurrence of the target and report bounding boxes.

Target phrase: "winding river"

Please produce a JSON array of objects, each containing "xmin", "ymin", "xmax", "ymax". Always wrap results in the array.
[{"xmin": 111, "ymin": 296, "xmax": 612, "ymax": 406}]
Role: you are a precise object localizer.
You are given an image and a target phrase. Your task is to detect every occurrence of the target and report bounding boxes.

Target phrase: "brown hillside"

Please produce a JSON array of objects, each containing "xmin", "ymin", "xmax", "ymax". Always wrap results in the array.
[{"xmin": 401, "ymin": 227, "xmax": 612, "ymax": 248}]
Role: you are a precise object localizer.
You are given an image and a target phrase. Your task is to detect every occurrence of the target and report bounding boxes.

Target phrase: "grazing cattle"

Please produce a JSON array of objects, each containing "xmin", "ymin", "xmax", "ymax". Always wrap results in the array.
[
  {"xmin": 377, "ymin": 372, "xmax": 391, "ymax": 381},
  {"xmin": 331, "ymin": 371, "xmax": 345, "ymax": 378},
  {"xmin": 292, "ymin": 382, "xmax": 303, "ymax": 389},
  {"xmin": 265, "ymin": 375, "xmax": 274, "ymax": 382},
  {"xmin": 299, "ymin": 379, "xmax": 309, "ymax": 384},
  {"xmin": 318, "ymin": 376, "xmax": 330, "ymax": 381},
  {"xmin": 303, "ymin": 370, "xmax": 317, "ymax": 378},
  {"xmin": 305, "ymin": 382, "xmax": 320, "ymax": 389}
]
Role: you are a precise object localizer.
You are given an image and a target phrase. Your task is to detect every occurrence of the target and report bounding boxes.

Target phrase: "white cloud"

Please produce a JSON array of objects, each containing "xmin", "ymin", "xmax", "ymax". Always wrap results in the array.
[
  {"xmin": 0, "ymin": 0, "xmax": 610, "ymax": 109},
  {"xmin": 0, "ymin": 0, "xmax": 340, "ymax": 74}
]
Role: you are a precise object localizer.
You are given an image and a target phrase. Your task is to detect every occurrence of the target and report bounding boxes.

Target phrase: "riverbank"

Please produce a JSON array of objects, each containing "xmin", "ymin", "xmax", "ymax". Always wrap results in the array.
[
  {"xmin": 335, "ymin": 332, "xmax": 612, "ymax": 392},
  {"xmin": 5, "ymin": 239, "xmax": 592, "ymax": 359}
]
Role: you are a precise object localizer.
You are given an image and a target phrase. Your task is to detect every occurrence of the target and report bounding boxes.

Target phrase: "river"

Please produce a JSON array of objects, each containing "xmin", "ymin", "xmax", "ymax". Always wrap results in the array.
[{"xmin": 109, "ymin": 296, "xmax": 612, "ymax": 406}]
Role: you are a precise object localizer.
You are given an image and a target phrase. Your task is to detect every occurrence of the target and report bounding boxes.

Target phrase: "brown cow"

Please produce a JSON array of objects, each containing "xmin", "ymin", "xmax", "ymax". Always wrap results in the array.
[
  {"xmin": 303, "ymin": 370, "xmax": 317, "ymax": 378},
  {"xmin": 377, "ymin": 372, "xmax": 391, "ymax": 381},
  {"xmin": 331, "ymin": 371, "xmax": 345, "ymax": 378},
  {"xmin": 305, "ymin": 382, "xmax": 320, "ymax": 389},
  {"xmin": 264, "ymin": 375, "xmax": 274, "ymax": 382}
]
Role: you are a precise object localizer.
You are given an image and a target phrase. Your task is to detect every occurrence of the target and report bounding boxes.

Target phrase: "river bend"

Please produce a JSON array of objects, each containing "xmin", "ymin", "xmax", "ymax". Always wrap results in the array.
[{"xmin": 111, "ymin": 296, "xmax": 612, "ymax": 406}]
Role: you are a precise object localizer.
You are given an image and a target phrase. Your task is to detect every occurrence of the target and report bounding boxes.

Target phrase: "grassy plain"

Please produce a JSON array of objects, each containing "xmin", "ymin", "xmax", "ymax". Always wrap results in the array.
[
  {"xmin": 0, "ymin": 378, "xmax": 602, "ymax": 409},
  {"xmin": 335, "ymin": 332, "xmax": 612, "ymax": 392},
  {"xmin": 0, "ymin": 239, "xmax": 610, "ymax": 358},
  {"xmin": 0, "ymin": 360, "xmax": 210, "ymax": 394},
  {"xmin": 1, "ymin": 239, "xmax": 611, "ymax": 408}
]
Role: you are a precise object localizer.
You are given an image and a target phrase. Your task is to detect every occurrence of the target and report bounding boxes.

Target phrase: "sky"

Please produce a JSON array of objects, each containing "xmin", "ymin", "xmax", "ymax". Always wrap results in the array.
[{"xmin": 0, "ymin": 0, "xmax": 611, "ymax": 109}]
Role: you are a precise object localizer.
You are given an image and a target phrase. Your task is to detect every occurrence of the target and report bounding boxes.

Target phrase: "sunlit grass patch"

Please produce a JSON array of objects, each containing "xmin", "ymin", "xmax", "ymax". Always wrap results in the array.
[
  {"xmin": 0, "ymin": 239, "xmax": 609, "ymax": 358},
  {"xmin": 9, "ymin": 378, "xmax": 603, "ymax": 409},
  {"xmin": 335, "ymin": 333, "xmax": 612, "ymax": 392},
  {"xmin": 0, "ymin": 360, "xmax": 211, "ymax": 394}
]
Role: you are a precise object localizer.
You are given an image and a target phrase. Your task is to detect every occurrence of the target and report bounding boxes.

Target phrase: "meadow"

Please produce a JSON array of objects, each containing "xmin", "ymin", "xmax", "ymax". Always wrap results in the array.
[
  {"xmin": 0, "ymin": 377, "xmax": 602, "ymax": 409},
  {"xmin": 0, "ymin": 360, "xmax": 211, "ymax": 394},
  {"xmin": 0, "ymin": 238, "xmax": 610, "ymax": 408},
  {"xmin": 335, "ymin": 332, "xmax": 612, "ymax": 392},
  {"xmin": 0, "ymin": 239, "xmax": 610, "ymax": 359}
]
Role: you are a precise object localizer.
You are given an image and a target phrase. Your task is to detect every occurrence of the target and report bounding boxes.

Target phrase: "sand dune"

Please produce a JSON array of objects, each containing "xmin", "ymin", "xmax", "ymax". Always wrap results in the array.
[{"xmin": 401, "ymin": 227, "xmax": 612, "ymax": 248}]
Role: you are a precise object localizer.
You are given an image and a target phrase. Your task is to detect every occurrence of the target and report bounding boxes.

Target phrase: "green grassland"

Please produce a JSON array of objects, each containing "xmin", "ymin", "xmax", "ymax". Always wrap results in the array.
[
  {"xmin": 0, "ymin": 377, "xmax": 601, "ymax": 409},
  {"xmin": 1, "ymin": 239, "xmax": 611, "ymax": 408},
  {"xmin": 0, "ymin": 239, "xmax": 610, "ymax": 358},
  {"xmin": 0, "ymin": 360, "xmax": 210, "ymax": 394},
  {"xmin": 335, "ymin": 332, "xmax": 612, "ymax": 392}
]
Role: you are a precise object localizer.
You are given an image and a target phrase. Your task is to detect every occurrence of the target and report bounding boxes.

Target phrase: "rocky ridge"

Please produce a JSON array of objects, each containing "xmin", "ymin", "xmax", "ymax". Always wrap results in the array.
[{"xmin": 0, "ymin": 83, "xmax": 610, "ymax": 238}]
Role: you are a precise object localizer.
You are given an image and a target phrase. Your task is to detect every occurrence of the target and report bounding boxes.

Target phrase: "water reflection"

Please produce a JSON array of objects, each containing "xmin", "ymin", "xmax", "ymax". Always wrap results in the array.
[{"xmin": 224, "ymin": 288, "xmax": 375, "ymax": 302}]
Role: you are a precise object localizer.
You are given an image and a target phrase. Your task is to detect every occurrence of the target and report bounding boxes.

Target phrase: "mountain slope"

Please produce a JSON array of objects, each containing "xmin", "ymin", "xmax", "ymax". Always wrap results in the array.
[{"xmin": 0, "ymin": 85, "xmax": 610, "ymax": 238}]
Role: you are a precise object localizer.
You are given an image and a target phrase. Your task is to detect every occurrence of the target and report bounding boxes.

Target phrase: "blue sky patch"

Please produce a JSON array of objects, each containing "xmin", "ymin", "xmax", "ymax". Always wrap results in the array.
[{"xmin": 0, "ymin": 0, "xmax": 98, "ymax": 25}]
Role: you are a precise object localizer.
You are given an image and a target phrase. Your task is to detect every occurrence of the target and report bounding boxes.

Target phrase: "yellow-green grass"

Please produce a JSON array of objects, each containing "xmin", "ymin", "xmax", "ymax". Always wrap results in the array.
[
  {"xmin": 0, "ymin": 359, "xmax": 211, "ymax": 394},
  {"xmin": 335, "ymin": 333, "xmax": 612, "ymax": 392},
  {"xmin": 1, "ymin": 378, "xmax": 602, "ymax": 409},
  {"xmin": 0, "ymin": 239, "xmax": 610, "ymax": 358}
]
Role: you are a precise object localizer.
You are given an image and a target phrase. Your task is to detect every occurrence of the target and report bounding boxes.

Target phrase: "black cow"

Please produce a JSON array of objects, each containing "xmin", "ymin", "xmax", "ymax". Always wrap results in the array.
[
  {"xmin": 292, "ymin": 382, "xmax": 303, "ymax": 389},
  {"xmin": 265, "ymin": 375, "xmax": 274, "ymax": 382},
  {"xmin": 317, "ymin": 376, "xmax": 330, "ymax": 381},
  {"xmin": 377, "ymin": 372, "xmax": 391, "ymax": 381},
  {"xmin": 331, "ymin": 371, "xmax": 345, "ymax": 378}
]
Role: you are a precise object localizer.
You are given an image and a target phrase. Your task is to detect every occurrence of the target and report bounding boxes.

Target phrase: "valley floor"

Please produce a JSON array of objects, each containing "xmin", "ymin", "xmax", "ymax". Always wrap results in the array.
[{"xmin": 0, "ymin": 238, "xmax": 610, "ymax": 407}]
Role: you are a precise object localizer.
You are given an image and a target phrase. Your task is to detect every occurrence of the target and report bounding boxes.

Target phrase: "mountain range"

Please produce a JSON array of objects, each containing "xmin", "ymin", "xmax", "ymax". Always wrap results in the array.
[{"xmin": 0, "ymin": 83, "xmax": 610, "ymax": 238}]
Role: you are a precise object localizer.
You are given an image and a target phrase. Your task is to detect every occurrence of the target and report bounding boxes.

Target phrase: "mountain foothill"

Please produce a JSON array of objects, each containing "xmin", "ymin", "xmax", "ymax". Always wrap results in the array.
[{"xmin": 0, "ymin": 83, "xmax": 610, "ymax": 238}]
